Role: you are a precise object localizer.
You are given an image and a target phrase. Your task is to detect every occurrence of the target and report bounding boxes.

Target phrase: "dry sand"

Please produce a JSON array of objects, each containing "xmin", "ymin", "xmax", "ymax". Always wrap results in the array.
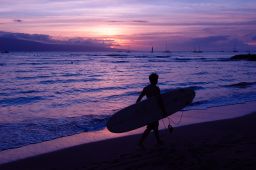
[{"xmin": 1, "ymin": 111, "xmax": 256, "ymax": 170}]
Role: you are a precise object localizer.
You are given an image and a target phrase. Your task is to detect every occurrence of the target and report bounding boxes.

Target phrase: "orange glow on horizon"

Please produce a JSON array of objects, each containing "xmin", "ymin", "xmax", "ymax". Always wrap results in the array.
[{"xmin": 93, "ymin": 26, "xmax": 122, "ymax": 36}]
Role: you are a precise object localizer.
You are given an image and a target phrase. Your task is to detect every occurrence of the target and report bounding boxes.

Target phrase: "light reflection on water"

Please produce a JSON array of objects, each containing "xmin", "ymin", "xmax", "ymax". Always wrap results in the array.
[{"xmin": 0, "ymin": 51, "xmax": 256, "ymax": 151}]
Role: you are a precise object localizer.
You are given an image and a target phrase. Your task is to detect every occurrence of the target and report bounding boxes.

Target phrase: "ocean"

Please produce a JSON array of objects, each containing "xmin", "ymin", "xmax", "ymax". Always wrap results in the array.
[{"xmin": 0, "ymin": 51, "xmax": 256, "ymax": 151}]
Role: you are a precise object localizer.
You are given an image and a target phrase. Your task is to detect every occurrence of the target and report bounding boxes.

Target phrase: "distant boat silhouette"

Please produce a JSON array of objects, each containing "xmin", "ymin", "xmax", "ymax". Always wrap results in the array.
[
  {"xmin": 193, "ymin": 50, "xmax": 202, "ymax": 53},
  {"xmin": 163, "ymin": 41, "xmax": 171, "ymax": 53},
  {"xmin": 193, "ymin": 46, "xmax": 202, "ymax": 53}
]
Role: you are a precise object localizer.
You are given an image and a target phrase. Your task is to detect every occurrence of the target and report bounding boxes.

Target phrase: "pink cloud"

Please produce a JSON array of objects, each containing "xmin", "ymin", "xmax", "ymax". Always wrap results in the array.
[{"xmin": 0, "ymin": 0, "xmax": 256, "ymax": 50}]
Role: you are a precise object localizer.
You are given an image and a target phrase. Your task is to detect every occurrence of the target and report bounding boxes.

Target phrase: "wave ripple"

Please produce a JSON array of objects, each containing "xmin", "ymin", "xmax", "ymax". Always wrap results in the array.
[{"xmin": 0, "ymin": 115, "xmax": 109, "ymax": 151}]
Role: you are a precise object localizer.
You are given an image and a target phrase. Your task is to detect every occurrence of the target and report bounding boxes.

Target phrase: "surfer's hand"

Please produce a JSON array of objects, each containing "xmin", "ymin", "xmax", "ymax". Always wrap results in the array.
[{"xmin": 162, "ymin": 111, "xmax": 167, "ymax": 117}]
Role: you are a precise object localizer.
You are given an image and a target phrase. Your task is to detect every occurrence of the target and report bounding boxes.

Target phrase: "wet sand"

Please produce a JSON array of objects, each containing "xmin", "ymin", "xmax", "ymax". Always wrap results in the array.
[{"xmin": 1, "ymin": 111, "xmax": 256, "ymax": 170}]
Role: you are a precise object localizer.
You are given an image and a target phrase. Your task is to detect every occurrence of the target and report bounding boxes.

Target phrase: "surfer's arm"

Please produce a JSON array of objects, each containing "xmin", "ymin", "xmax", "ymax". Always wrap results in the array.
[
  {"xmin": 157, "ymin": 95, "xmax": 167, "ymax": 116},
  {"xmin": 136, "ymin": 90, "xmax": 145, "ymax": 103},
  {"xmin": 156, "ymin": 87, "xmax": 167, "ymax": 116}
]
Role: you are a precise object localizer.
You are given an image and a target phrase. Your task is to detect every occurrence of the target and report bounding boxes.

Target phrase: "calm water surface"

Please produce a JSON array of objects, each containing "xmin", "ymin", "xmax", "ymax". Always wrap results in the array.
[{"xmin": 0, "ymin": 51, "xmax": 256, "ymax": 150}]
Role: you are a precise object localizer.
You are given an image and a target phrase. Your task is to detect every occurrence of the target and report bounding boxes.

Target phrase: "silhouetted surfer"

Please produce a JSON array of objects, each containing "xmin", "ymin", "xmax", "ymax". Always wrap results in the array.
[{"xmin": 136, "ymin": 73, "xmax": 166, "ymax": 148}]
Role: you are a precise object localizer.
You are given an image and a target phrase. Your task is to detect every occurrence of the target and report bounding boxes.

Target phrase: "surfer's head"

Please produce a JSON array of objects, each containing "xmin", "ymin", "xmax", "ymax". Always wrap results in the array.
[{"xmin": 149, "ymin": 73, "xmax": 158, "ymax": 85}]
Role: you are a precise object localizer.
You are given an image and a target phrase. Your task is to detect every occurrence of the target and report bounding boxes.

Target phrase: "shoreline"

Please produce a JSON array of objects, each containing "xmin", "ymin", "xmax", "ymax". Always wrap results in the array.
[
  {"xmin": 0, "ymin": 101, "xmax": 256, "ymax": 169},
  {"xmin": 1, "ymin": 111, "xmax": 256, "ymax": 169}
]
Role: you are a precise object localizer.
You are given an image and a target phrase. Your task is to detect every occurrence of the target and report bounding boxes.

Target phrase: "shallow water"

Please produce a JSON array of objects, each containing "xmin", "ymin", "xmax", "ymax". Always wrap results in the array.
[{"xmin": 0, "ymin": 51, "xmax": 256, "ymax": 151}]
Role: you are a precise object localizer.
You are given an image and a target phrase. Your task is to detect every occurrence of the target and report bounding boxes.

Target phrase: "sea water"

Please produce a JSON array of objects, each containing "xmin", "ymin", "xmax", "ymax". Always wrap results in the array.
[{"xmin": 0, "ymin": 51, "xmax": 256, "ymax": 151}]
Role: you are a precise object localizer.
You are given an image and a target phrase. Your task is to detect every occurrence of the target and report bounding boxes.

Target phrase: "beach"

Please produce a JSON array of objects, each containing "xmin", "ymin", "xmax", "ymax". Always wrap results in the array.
[
  {"xmin": 1, "ymin": 105, "xmax": 256, "ymax": 170},
  {"xmin": 1, "ymin": 52, "xmax": 256, "ymax": 152},
  {"xmin": 1, "ymin": 52, "xmax": 256, "ymax": 169},
  {"xmin": 1, "ymin": 0, "xmax": 256, "ymax": 169}
]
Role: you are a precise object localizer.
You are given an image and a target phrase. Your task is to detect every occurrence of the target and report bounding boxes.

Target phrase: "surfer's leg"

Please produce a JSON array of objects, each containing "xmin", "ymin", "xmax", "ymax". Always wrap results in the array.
[
  {"xmin": 153, "ymin": 122, "xmax": 163, "ymax": 144},
  {"xmin": 154, "ymin": 129, "xmax": 162, "ymax": 144},
  {"xmin": 139, "ymin": 127, "xmax": 151, "ymax": 146}
]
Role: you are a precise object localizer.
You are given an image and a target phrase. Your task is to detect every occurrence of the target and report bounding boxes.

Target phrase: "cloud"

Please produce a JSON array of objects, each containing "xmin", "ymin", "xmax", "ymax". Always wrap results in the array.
[
  {"xmin": 13, "ymin": 19, "xmax": 22, "ymax": 23},
  {"xmin": 124, "ymin": 33, "xmax": 253, "ymax": 51},
  {"xmin": 178, "ymin": 35, "xmax": 251, "ymax": 51},
  {"xmin": 0, "ymin": 31, "xmax": 115, "ymax": 48},
  {"xmin": 127, "ymin": 20, "xmax": 256, "ymax": 27},
  {"xmin": 131, "ymin": 20, "xmax": 148, "ymax": 23},
  {"xmin": 107, "ymin": 20, "xmax": 148, "ymax": 24},
  {"xmin": 1, "ymin": 0, "xmax": 255, "ymax": 51},
  {"xmin": 0, "ymin": 31, "xmax": 51, "ymax": 43},
  {"xmin": 188, "ymin": 36, "xmax": 229, "ymax": 44}
]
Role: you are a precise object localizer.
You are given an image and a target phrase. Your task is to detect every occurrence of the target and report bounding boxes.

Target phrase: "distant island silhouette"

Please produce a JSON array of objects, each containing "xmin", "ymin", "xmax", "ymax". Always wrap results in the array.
[{"xmin": 0, "ymin": 31, "xmax": 121, "ymax": 52}]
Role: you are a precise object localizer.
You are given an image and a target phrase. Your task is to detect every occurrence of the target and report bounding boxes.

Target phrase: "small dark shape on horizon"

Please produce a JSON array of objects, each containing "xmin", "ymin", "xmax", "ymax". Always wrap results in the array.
[{"xmin": 231, "ymin": 54, "xmax": 256, "ymax": 61}]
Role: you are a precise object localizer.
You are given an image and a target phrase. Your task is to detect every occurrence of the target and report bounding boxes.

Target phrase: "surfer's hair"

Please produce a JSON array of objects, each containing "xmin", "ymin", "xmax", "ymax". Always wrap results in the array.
[{"xmin": 149, "ymin": 73, "xmax": 158, "ymax": 84}]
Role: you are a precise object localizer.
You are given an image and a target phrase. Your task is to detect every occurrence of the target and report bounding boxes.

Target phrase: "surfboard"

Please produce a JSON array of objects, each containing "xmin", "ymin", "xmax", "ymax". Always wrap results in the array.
[{"xmin": 107, "ymin": 87, "xmax": 195, "ymax": 133}]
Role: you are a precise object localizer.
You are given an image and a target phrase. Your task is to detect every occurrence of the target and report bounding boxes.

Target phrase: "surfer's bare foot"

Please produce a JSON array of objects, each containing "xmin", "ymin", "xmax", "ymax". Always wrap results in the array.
[{"xmin": 157, "ymin": 140, "xmax": 164, "ymax": 146}]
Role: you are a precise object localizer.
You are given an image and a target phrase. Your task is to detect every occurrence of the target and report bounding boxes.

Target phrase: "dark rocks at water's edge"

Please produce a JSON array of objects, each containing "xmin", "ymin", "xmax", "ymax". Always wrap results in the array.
[{"xmin": 230, "ymin": 54, "xmax": 256, "ymax": 61}]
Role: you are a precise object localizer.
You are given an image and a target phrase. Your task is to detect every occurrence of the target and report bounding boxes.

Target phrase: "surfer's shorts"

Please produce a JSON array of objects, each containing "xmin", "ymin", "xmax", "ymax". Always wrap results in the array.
[{"xmin": 146, "ymin": 121, "xmax": 159, "ymax": 130}]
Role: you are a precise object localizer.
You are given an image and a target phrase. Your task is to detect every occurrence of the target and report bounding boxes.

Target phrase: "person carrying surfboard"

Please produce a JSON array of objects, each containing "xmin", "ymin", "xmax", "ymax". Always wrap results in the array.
[{"xmin": 136, "ymin": 73, "xmax": 167, "ymax": 148}]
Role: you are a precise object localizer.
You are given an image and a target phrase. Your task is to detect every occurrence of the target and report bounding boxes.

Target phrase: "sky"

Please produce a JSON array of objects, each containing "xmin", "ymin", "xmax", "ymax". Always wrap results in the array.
[{"xmin": 0, "ymin": 0, "xmax": 256, "ymax": 51}]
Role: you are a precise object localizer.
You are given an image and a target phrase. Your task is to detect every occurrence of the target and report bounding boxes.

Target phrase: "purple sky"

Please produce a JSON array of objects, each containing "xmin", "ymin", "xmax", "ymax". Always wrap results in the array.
[{"xmin": 0, "ymin": 0, "xmax": 256, "ymax": 51}]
